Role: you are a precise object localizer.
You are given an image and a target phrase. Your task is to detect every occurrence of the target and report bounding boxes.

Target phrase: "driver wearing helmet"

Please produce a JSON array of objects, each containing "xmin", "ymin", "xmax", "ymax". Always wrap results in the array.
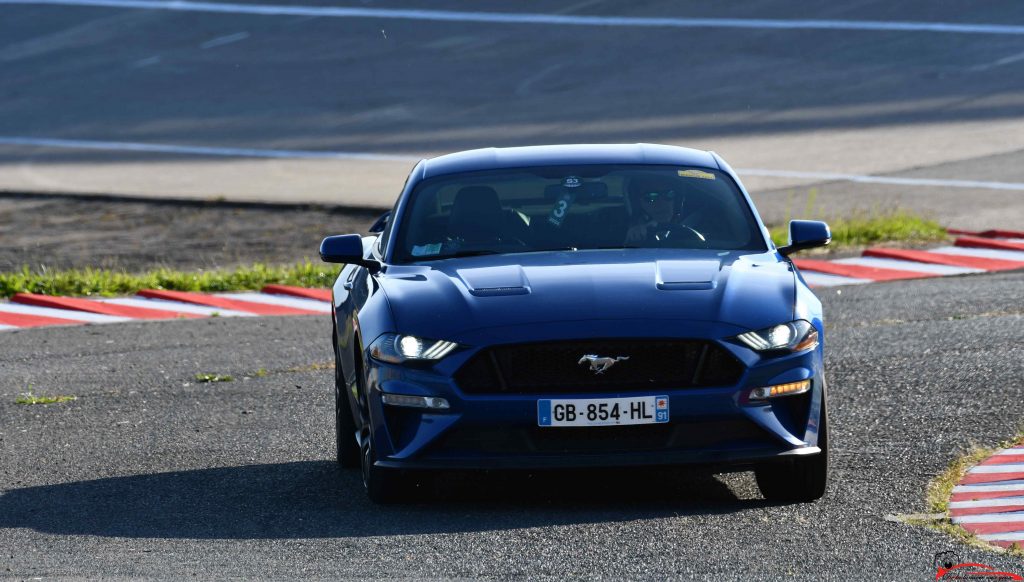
[{"xmin": 624, "ymin": 176, "xmax": 705, "ymax": 245}]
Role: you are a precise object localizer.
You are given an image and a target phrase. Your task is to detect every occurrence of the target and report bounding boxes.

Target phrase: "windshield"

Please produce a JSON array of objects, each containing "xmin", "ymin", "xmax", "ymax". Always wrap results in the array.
[{"xmin": 392, "ymin": 164, "xmax": 767, "ymax": 263}]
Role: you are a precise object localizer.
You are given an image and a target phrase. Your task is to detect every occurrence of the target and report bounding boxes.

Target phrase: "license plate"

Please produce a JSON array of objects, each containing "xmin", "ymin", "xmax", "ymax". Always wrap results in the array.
[{"xmin": 537, "ymin": 395, "xmax": 669, "ymax": 427}]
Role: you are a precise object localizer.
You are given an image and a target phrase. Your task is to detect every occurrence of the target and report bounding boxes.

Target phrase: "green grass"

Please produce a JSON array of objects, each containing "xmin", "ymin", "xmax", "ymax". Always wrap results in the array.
[
  {"xmin": 770, "ymin": 209, "xmax": 948, "ymax": 249},
  {"xmin": 194, "ymin": 373, "xmax": 234, "ymax": 383},
  {"xmin": 16, "ymin": 389, "xmax": 76, "ymax": 405},
  {"xmin": 0, "ymin": 261, "xmax": 341, "ymax": 300}
]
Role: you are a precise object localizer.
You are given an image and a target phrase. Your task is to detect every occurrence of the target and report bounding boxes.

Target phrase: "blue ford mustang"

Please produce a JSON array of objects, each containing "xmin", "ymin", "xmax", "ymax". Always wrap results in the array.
[{"xmin": 321, "ymin": 144, "xmax": 831, "ymax": 503}]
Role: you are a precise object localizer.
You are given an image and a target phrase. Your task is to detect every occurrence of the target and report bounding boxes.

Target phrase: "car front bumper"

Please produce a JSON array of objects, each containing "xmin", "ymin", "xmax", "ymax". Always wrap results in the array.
[{"xmin": 364, "ymin": 332, "xmax": 826, "ymax": 472}]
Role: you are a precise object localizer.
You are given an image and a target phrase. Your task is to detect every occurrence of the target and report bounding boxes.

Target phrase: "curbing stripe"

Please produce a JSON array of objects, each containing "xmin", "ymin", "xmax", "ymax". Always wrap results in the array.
[
  {"xmin": 982, "ymin": 454, "xmax": 1024, "ymax": 465},
  {"xmin": 952, "ymin": 513, "xmax": 1024, "ymax": 524},
  {"xmin": 137, "ymin": 289, "xmax": 323, "ymax": 315},
  {"xmin": 0, "ymin": 310, "xmax": 85, "ymax": 328},
  {"xmin": 952, "ymin": 490, "xmax": 1024, "ymax": 502},
  {"xmin": 862, "ymin": 248, "xmax": 1024, "ymax": 271},
  {"xmin": 218, "ymin": 292, "xmax": 333, "ymax": 313},
  {"xmin": 0, "ymin": 302, "xmax": 129, "ymax": 323},
  {"xmin": 97, "ymin": 297, "xmax": 256, "ymax": 317},
  {"xmin": 969, "ymin": 464, "xmax": 1024, "ymax": 474},
  {"xmin": 932, "ymin": 246, "xmax": 1024, "ymax": 262},
  {"xmin": 947, "ymin": 228, "xmax": 1024, "ymax": 239},
  {"xmin": 955, "ymin": 235, "xmax": 1024, "ymax": 252},
  {"xmin": 961, "ymin": 474, "xmax": 1024, "ymax": 485},
  {"xmin": 962, "ymin": 522, "xmax": 1024, "ymax": 534},
  {"xmin": 831, "ymin": 256, "xmax": 982, "ymax": 275},
  {"xmin": 13, "ymin": 292, "xmax": 204, "ymax": 320},
  {"xmin": 951, "ymin": 496, "xmax": 1024, "ymax": 509},
  {"xmin": 793, "ymin": 258, "xmax": 939, "ymax": 281},
  {"xmin": 261, "ymin": 284, "xmax": 333, "ymax": 302}
]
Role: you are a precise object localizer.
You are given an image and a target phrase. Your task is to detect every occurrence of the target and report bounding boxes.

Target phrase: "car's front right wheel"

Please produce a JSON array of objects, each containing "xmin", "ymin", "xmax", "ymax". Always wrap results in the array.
[
  {"xmin": 334, "ymin": 325, "xmax": 360, "ymax": 468},
  {"xmin": 754, "ymin": 394, "xmax": 829, "ymax": 503}
]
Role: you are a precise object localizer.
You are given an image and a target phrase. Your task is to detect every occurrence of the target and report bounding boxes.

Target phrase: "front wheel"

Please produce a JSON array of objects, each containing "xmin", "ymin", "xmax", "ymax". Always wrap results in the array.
[
  {"xmin": 361, "ymin": 437, "xmax": 416, "ymax": 504},
  {"xmin": 755, "ymin": 394, "xmax": 829, "ymax": 503},
  {"xmin": 334, "ymin": 327, "xmax": 360, "ymax": 468}
]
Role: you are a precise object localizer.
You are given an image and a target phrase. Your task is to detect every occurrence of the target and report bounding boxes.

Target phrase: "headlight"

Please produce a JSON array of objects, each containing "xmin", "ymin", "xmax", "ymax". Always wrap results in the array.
[
  {"xmin": 735, "ymin": 320, "xmax": 819, "ymax": 353},
  {"xmin": 369, "ymin": 333, "xmax": 459, "ymax": 364}
]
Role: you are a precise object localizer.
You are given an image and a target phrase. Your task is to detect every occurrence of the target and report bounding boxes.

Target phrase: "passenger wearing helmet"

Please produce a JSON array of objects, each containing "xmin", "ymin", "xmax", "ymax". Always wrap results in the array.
[{"xmin": 624, "ymin": 176, "xmax": 706, "ymax": 246}]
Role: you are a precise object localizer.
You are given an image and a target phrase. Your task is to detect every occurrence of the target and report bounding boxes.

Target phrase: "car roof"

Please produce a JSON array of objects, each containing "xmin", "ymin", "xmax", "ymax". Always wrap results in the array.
[{"xmin": 420, "ymin": 143, "xmax": 720, "ymax": 178}]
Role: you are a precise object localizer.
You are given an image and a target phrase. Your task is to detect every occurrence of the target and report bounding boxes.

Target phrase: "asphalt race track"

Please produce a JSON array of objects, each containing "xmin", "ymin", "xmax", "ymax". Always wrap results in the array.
[
  {"xmin": 2, "ymin": 0, "xmax": 1024, "ymax": 229},
  {"xmin": 1, "ymin": 271, "xmax": 1022, "ymax": 579}
]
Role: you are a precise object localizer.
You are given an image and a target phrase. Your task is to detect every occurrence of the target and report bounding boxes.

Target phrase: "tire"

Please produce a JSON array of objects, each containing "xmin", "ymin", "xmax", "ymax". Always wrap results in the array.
[
  {"xmin": 334, "ymin": 326, "xmax": 360, "ymax": 468},
  {"xmin": 755, "ymin": 392, "xmax": 829, "ymax": 503},
  {"xmin": 361, "ymin": 435, "xmax": 415, "ymax": 504}
]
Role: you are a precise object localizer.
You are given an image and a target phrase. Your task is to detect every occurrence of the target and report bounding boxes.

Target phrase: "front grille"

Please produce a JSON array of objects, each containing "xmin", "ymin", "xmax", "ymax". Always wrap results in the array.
[{"xmin": 454, "ymin": 339, "xmax": 744, "ymax": 394}]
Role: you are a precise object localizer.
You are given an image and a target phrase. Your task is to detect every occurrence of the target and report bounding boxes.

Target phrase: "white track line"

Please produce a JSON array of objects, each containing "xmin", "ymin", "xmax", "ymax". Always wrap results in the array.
[
  {"xmin": 931, "ymin": 246, "xmax": 1024, "ymax": 262},
  {"xmin": 955, "ymin": 483, "xmax": 1024, "ymax": 493},
  {"xmin": 970, "ymin": 464, "xmax": 1024, "ymax": 474},
  {"xmin": 950, "ymin": 497, "xmax": 1024, "ymax": 509},
  {"xmin": 800, "ymin": 272, "xmax": 872, "ymax": 287},
  {"xmin": 995, "ymin": 448, "xmax": 1024, "ymax": 455},
  {"xmin": 97, "ymin": 297, "xmax": 254, "ymax": 317},
  {"xmin": 5, "ymin": 0, "xmax": 1024, "ymax": 36},
  {"xmin": 0, "ymin": 136, "xmax": 418, "ymax": 162},
  {"xmin": 832, "ymin": 256, "xmax": 983, "ymax": 275},
  {"xmin": 0, "ymin": 324, "xmax": 16, "ymax": 331},
  {"xmin": 0, "ymin": 303, "xmax": 129, "ymax": 323},
  {"xmin": 217, "ymin": 292, "xmax": 332, "ymax": 313}
]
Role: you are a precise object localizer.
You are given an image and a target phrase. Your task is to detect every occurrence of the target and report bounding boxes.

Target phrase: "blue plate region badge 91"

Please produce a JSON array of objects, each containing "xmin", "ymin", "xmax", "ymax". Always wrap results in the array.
[{"xmin": 538, "ymin": 395, "xmax": 669, "ymax": 427}]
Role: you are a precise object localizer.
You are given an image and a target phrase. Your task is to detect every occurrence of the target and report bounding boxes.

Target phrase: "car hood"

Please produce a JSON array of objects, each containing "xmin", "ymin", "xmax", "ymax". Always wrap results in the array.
[{"xmin": 378, "ymin": 249, "xmax": 795, "ymax": 340}]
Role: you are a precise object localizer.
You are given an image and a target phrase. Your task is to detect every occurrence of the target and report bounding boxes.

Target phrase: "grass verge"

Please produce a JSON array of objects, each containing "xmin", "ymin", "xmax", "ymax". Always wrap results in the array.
[
  {"xmin": 770, "ymin": 209, "xmax": 948, "ymax": 249},
  {"xmin": 0, "ymin": 261, "xmax": 341, "ymax": 300}
]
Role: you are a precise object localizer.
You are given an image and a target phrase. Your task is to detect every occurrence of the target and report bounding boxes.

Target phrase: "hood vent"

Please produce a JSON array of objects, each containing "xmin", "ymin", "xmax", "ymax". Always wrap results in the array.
[
  {"xmin": 655, "ymin": 260, "xmax": 720, "ymax": 291},
  {"xmin": 456, "ymin": 265, "xmax": 531, "ymax": 297}
]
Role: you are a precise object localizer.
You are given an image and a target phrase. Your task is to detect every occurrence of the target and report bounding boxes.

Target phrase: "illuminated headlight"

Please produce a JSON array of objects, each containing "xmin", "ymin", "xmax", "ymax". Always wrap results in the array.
[
  {"xmin": 749, "ymin": 379, "xmax": 811, "ymax": 400},
  {"xmin": 735, "ymin": 320, "xmax": 819, "ymax": 353},
  {"xmin": 369, "ymin": 333, "xmax": 459, "ymax": 364},
  {"xmin": 381, "ymin": 393, "xmax": 451, "ymax": 409}
]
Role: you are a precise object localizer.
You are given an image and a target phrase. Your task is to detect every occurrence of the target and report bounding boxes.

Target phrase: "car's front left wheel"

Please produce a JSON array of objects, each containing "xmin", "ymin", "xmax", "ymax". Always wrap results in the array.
[{"xmin": 754, "ymin": 390, "xmax": 829, "ymax": 503}]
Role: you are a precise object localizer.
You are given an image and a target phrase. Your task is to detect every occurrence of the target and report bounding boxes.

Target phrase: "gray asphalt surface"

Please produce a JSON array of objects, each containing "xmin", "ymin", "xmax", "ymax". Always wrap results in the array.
[
  {"xmin": 1, "ymin": 271, "xmax": 1023, "ymax": 579},
  {"xmin": 1, "ymin": 1, "xmax": 1024, "ymax": 228}
]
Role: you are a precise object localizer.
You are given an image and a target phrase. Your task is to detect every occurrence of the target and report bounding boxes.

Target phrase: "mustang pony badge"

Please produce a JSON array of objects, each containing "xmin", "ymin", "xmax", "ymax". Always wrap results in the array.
[{"xmin": 578, "ymin": 354, "xmax": 629, "ymax": 374}]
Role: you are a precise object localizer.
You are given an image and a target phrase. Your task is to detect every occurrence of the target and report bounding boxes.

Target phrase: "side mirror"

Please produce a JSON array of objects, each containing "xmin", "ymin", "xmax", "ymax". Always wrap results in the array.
[
  {"xmin": 319, "ymin": 234, "xmax": 381, "ymax": 272},
  {"xmin": 778, "ymin": 220, "xmax": 831, "ymax": 256}
]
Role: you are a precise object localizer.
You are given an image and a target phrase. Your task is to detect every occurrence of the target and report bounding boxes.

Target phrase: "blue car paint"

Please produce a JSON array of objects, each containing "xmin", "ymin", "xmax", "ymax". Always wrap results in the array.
[{"xmin": 329, "ymin": 144, "xmax": 826, "ymax": 472}]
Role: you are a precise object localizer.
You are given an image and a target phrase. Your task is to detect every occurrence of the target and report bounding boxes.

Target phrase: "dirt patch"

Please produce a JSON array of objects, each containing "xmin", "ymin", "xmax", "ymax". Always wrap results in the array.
[{"xmin": 0, "ymin": 192, "xmax": 384, "ymax": 272}]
